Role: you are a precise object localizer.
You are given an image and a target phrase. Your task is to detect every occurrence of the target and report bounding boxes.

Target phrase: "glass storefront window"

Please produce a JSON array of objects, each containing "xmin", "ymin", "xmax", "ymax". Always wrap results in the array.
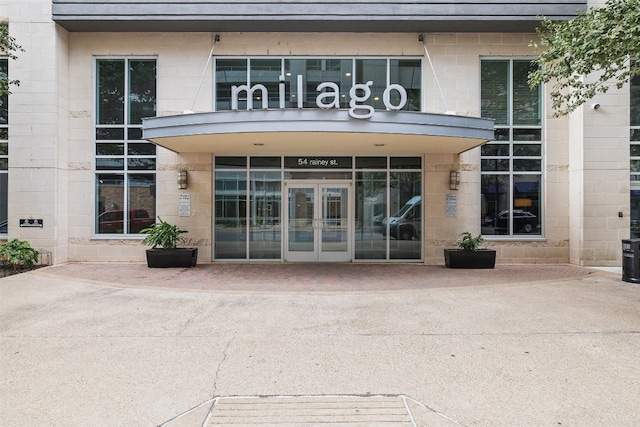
[
  {"xmin": 96, "ymin": 174, "xmax": 125, "ymax": 233},
  {"xmin": 513, "ymin": 60, "xmax": 541, "ymax": 126},
  {"xmin": 250, "ymin": 157, "xmax": 281, "ymax": 169},
  {"xmin": 250, "ymin": 59, "xmax": 281, "ymax": 109},
  {"xmin": 96, "ymin": 128, "xmax": 125, "ymax": 140},
  {"xmin": 97, "ymin": 59, "xmax": 125, "ymax": 125},
  {"xmin": 128, "ymin": 60, "xmax": 157, "ymax": 124},
  {"xmin": 480, "ymin": 174, "xmax": 541, "ymax": 236},
  {"xmin": 127, "ymin": 174, "xmax": 156, "ymax": 233},
  {"xmin": 95, "ymin": 58, "xmax": 157, "ymax": 235},
  {"xmin": 513, "ymin": 159, "xmax": 541, "ymax": 172},
  {"xmin": 513, "ymin": 129, "xmax": 542, "ymax": 141},
  {"xmin": 482, "ymin": 59, "xmax": 541, "ymax": 126},
  {"xmin": 214, "ymin": 156, "xmax": 423, "ymax": 261},
  {"xmin": 96, "ymin": 143, "xmax": 124, "ymax": 155},
  {"xmin": 249, "ymin": 172, "xmax": 281, "ymax": 259},
  {"xmin": 390, "ymin": 59, "xmax": 421, "ymax": 111},
  {"xmin": 494, "ymin": 128, "xmax": 510, "ymax": 141},
  {"xmin": 355, "ymin": 59, "xmax": 387, "ymax": 111},
  {"xmin": 481, "ymin": 159, "xmax": 510, "ymax": 172},
  {"xmin": 481, "ymin": 143, "xmax": 509, "ymax": 157},
  {"xmin": 355, "ymin": 172, "xmax": 387, "ymax": 260},
  {"xmin": 356, "ymin": 157, "xmax": 386, "ymax": 169},
  {"xmin": 481, "ymin": 60, "xmax": 510, "ymax": 125},
  {"xmin": 513, "ymin": 144, "xmax": 542, "ymax": 156},
  {"xmin": 388, "ymin": 171, "xmax": 422, "ymax": 259},
  {"xmin": 216, "ymin": 156, "xmax": 247, "ymax": 168},
  {"xmin": 96, "ymin": 173, "xmax": 155, "ymax": 235},
  {"xmin": 512, "ymin": 175, "xmax": 541, "ymax": 235},
  {"xmin": 215, "ymin": 171, "xmax": 248, "ymax": 259},
  {"xmin": 481, "ymin": 174, "xmax": 511, "ymax": 235},
  {"xmin": 481, "ymin": 58, "xmax": 542, "ymax": 238},
  {"xmin": 216, "ymin": 59, "xmax": 247, "ymax": 111},
  {"xmin": 285, "ymin": 58, "xmax": 352, "ymax": 109},
  {"xmin": 390, "ymin": 157, "xmax": 422, "ymax": 169}
]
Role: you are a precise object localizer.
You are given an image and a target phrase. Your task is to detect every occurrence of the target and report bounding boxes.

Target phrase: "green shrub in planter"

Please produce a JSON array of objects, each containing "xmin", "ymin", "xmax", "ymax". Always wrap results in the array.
[
  {"xmin": 0, "ymin": 239, "xmax": 40, "ymax": 270},
  {"xmin": 140, "ymin": 217, "xmax": 197, "ymax": 268},
  {"xmin": 444, "ymin": 232, "xmax": 496, "ymax": 269},
  {"xmin": 140, "ymin": 217, "xmax": 187, "ymax": 250}
]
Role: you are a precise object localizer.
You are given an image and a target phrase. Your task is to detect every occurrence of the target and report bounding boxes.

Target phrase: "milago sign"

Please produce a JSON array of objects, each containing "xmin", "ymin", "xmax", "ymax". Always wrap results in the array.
[{"xmin": 231, "ymin": 75, "xmax": 408, "ymax": 119}]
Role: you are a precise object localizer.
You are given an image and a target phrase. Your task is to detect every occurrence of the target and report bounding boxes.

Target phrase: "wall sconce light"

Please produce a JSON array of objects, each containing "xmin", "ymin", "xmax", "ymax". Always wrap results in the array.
[
  {"xmin": 177, "ymin": 170, "xmax": 188, "ymax": 189},
  {"xmin": 449, "ymin": 171, "xmax": 460, "ymax": 191}
]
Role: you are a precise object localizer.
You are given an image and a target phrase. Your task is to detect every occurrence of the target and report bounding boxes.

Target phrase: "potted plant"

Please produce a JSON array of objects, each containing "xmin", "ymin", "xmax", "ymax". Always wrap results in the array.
[
  {"xmin": 444, "ymin": 231, "xmax": 496, "ymax": 269},
  {"xmin": 140, "ymin": 217, "xmax": 198, "ymax": 268}
]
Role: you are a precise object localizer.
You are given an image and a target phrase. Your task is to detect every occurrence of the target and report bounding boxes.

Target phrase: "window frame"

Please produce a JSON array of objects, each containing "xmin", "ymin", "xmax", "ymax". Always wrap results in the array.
[
  {"xmin": 93, "ymin": 56, "xmax": 158, "ymax": 237},
  {"xmin": 480, "ymin": 57, "xmax": 545, "ymax": 240}
]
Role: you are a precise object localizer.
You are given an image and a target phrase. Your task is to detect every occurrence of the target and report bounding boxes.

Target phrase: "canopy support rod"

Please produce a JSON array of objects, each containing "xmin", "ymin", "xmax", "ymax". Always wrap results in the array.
[
  {"xmin": 190, "ymin": 34, "xmax": 220, "ymax": 112},
  {"xmin": 419, "ymin": 34, "xmax": 450, "ymax": 113}
]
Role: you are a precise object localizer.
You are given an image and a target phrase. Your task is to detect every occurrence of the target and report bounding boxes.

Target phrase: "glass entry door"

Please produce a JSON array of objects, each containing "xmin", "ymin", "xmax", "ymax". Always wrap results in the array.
[{"xmin": 285, "ymin": 182, "xmax": 351, "ymax": 262}]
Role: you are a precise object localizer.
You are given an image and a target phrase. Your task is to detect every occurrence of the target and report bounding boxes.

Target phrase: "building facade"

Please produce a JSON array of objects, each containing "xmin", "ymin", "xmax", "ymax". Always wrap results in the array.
[{"xmin": 1, "ymin": 0, "xmax": 636, "ymax": 266}]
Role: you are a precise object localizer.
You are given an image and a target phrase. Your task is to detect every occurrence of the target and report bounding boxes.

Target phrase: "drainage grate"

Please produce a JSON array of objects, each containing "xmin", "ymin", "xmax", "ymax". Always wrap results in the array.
[
  {"xmin": 162, "ymin": 394, "xmax": 462, "ymax": 427},
  {"xmin": 207, "ymin": 395, "xmax": 411, "ymax": 426}
]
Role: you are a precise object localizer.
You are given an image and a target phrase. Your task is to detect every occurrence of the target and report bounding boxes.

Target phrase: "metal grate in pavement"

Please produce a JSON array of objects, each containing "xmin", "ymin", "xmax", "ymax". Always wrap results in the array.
[
  {"xmin": 206, "ymin": 395, "xmax": 413, "ymax": 426},
  {"xmin": 162, "ymin": 394, "xmax": 462, "ymax": 427}
]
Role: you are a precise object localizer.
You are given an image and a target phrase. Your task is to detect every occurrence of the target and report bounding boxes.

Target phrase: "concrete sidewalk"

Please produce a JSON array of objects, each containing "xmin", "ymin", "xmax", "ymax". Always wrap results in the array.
[{"xmin": 1, "ymin": 263, "xmax": 639, "ymax": 426}]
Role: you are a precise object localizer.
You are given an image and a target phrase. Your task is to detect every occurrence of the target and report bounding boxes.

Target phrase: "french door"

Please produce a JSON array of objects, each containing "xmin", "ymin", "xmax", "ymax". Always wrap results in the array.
[{"xmin": 284, "ymin": 182, "xmax": 352, "ymax": 262}]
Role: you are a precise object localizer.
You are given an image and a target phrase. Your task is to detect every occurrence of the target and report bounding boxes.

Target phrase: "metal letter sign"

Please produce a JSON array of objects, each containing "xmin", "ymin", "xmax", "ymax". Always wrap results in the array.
[{"xmin": 231, "ymin": 76, "xmax": 407, "ymax": 119}]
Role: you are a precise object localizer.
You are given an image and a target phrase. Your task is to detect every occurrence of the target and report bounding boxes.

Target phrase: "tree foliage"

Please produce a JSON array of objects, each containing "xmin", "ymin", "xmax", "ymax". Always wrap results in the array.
[
  {"xmin": 528, "ymin": 0, "xmax": 640, "ymax": 116},
  {"xmin": 0, "ymin": 23, "xmax": 23, "ymax": 97}
]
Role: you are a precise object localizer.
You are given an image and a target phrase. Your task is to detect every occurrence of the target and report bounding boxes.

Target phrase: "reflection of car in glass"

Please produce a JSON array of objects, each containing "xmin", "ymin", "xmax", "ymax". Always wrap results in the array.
[
  {"xmin": 98, "ymin": 209, "xmax": 155, "ymax": 234},
  {"xmin": 381, "ymin": 196, "xmax": 421, "ymax": 240},
  {"xmin": 372, "ymin": 212, "xmax": 385, "ymax": 228},
  {"xmin": 494, "ymin": 209, "xmax": 537, "ymax": 233}
]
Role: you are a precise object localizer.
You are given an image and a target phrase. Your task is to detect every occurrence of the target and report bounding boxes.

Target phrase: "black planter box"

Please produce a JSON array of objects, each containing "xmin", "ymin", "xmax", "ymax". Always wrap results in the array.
[
  {"xmin": 444, "ymin": 249, "xmax": 496, "ymax": 269},
  {"xmin": 146, "ymin": 248, "xmax": 198, "ymax": 268}
]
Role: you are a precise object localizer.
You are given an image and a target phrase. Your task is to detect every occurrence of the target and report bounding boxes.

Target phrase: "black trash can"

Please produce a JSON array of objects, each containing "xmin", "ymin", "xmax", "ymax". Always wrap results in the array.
[{"xmin": 622, "ymin": 239, "xmax": 640, "ymax": 283}]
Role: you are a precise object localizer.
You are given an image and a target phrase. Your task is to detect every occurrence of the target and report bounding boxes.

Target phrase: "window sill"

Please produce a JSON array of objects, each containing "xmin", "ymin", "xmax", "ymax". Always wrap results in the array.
[
  {"xmin": 483, "ymin": 236, "xmax": 546, "ymax": 242},
  {"xmin": 91, "ymin": 234, "xmax": 145, "ymax": 240}
]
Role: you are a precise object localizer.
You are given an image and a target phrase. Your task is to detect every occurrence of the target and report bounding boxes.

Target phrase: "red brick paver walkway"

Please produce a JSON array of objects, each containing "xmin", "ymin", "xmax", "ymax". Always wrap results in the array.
[{"xmin": 36, "ymin": 263, "xmax": 600, "ymax": 293}]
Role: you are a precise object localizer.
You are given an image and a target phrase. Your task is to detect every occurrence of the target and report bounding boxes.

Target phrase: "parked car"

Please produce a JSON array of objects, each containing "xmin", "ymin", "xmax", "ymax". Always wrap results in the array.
[
  {"xmin": 98, "ymin": 209, "xmax": 155, "ymax": 234},
  {"xmin": 493, "ymin": 209, "xmax": 537, "ymax": 233},
  {"xmin": 381, "ymin": 196, "xmax": 421, "ymax": 240}
]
